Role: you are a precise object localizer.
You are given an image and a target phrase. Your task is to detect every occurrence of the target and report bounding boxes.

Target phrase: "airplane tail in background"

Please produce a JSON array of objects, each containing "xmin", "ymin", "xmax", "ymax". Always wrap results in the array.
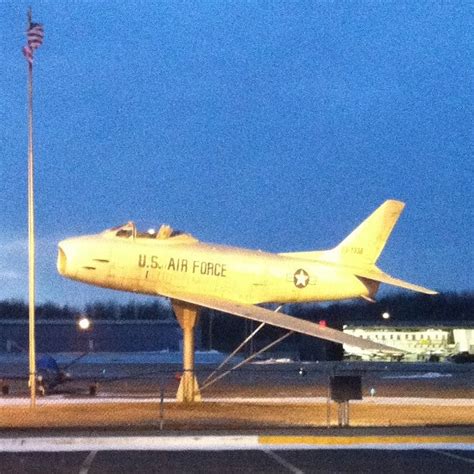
[{"xmin": 280, "ymin": 200, "xmax": 438, "ymax": 296}]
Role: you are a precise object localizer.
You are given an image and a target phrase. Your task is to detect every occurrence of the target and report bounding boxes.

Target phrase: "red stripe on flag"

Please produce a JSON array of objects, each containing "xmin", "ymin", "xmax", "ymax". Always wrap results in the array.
[
  {"xmin": 22, "ymin": 45, "xmax": 33, "ymax": 64},
  {"xmin": 27, "ymin": 23, "xmax": 44, "ymax": 50}
]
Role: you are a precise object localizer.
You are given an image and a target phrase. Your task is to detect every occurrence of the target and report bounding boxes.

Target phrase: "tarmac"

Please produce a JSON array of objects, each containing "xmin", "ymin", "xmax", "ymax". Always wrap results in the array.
[
  {"xmin": 0, "ymin": 355, "xmax": 472, "ymax": 472},
  {"xmin": 0, "ymin": 427, "xmax": 473, "ymax": 473}
]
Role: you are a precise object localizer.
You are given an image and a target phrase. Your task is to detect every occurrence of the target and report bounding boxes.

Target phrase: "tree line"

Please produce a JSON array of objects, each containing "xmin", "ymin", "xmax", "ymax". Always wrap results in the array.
[
  {"xmin": 0, "ymin": 292, "xmax": 471, "ymax": 358},
  {"xmin": 0, "ymin": 292, "xmax": 471, "ymax": 323},
  {"xmin": 199, "ymin": 292, "xmax": 473, "ymax": 355},
  {"xmin": 0, "ymin": 299, "xmax": 173, "ymax": 321}
]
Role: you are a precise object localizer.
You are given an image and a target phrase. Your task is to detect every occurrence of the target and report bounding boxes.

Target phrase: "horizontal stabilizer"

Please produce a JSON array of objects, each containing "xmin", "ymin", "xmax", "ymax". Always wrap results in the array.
[
  {"xmin": 355, "ymin": 268, "xmax": 438, "ymax": 295},
  {"xmin": 160, "ymin": 290, "xmax": 404, "ymax": 353}
]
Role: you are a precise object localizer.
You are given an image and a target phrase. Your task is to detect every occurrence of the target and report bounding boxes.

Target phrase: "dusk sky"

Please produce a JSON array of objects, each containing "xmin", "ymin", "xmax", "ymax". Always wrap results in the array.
[{"xmin": 1, "ymin": 1, "xmax": 472, "ymax": 308}]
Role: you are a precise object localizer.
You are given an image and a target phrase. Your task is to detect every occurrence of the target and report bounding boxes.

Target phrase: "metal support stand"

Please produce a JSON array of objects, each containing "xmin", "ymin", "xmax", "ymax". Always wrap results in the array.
[
  {"xmin": 201, "ymin": 305, "xmax": 284, "ymax": 391},
  {"xmin": 326, "ymin": 378, "xmax": 331, "ymax": 428},
  {"xmin": 200, "ymin": 330, "xmax": 293, "ymax": 391},
  {"xmin": 172, "ymin": 301, "xmax": 201, "ymax": 402},
  {"xmin": 337, "ymin": 401, "xmax": 350, "ymax": 427},
  {"xmin": 202, "ymin": 321, "xmax": 266, "ymax": 387},
  {"xmin": 159, "ymin": 387, "xmax": 165, "ymax": 430}
]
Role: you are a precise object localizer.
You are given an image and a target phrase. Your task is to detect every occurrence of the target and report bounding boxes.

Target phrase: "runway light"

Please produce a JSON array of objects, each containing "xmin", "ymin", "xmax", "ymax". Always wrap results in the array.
[{"xmin": 78, "ymin": 316, "xmax": 91, "ymax": 331}]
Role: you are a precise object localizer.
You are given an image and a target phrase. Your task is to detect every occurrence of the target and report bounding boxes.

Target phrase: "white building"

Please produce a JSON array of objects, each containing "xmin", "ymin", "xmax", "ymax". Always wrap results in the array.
[{"xmin": 343, "ymin": 325, "xmax": 474, "ymax": 361}]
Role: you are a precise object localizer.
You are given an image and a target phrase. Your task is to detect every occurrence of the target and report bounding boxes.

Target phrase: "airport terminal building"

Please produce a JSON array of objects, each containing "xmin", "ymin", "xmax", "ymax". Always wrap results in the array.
[{"xmin": 343, "ymin": 323, "xmax": 474, "ymax": 361}]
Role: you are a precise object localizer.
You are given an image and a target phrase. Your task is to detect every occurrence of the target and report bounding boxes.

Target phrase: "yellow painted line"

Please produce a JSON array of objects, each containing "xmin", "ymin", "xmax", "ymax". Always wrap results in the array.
[{"xmin": 259, "ymin": 436, "xmax": 474, "ymax": 446}]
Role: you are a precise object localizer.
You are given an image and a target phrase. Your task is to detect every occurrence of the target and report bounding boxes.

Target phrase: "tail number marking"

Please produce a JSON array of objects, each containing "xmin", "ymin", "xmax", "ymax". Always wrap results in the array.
[{"xmin": 342, "ymin": 246, "xmax": 364, "ymax": 255}]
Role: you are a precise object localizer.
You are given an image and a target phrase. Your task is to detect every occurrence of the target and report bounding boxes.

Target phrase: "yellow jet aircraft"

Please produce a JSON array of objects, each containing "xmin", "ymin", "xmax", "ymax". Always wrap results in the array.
[{"xmin": 57, "ymin": 200, "xmax": 437, "ymax": 401}]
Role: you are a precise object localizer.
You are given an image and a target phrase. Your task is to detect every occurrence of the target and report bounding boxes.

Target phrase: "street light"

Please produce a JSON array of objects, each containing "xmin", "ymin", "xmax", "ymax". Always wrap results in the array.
[
  {"xmin": 382, "ymin": 312, "xmax": 390, "ymax": 320},
  {"xmin": 77, "ymin": 316, "xmax": 94, "ymax": 351},
  {"xmin": 78, "ymin": 316, "xmax": 91, "ymax": 331}
]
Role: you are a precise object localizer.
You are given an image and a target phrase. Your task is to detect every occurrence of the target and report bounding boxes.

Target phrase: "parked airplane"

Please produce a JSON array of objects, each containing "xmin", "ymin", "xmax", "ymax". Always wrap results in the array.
[
  {"xmin": 57, "ymin": 200, "xmax": 437, "ymax": 401},
  {"xmin": 1, "ymin": 353, "xmax": 97, "ymax": 396}
]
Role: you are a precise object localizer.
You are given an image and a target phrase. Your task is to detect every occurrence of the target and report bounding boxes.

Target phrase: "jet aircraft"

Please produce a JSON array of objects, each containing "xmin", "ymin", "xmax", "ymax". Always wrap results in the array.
[
  {"xmin": 57, "ymin": 200, "xmax": 437, "ymax": 401},
  {"xmin": 1, "ymin": 353, "xmax": 96, "ymax": 396}
]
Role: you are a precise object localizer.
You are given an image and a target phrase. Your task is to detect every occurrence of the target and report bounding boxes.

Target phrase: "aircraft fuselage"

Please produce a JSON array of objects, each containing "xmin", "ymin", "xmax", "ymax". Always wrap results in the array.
[{"xmin": 58, "ymin": 234, "xmax": 373, "ymax": 304}]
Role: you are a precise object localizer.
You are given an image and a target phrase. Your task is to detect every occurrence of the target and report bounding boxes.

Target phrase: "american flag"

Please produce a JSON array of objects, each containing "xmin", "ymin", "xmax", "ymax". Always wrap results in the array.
[
  {"xmin": 22, "ymin": 45, "xmax": 33, "ymax": 64},
  {"xmin": 22, "ymin": 22, "xmax": 44, "ymax": 64}
]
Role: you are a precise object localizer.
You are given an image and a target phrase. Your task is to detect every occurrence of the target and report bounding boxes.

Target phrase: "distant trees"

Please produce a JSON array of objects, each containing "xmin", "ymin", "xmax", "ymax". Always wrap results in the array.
[
  {"xmin": 84, "ymin": 299, "xmax": 173, "ymax": 320},
  {"xmin": 199, "ymin": 292, "xmax": 474, "ymax": 356},
  {"xmin": 0, "ymin": 292, "xmax": 472, "ymax": 352},
  {"xmin": 0, "ymin": 292, "xmax": 471, "ymax": 361},
  {"xmin": 0, "ymin": 300, "xmax": 29, "ymax": 319},
  {"xmin": 0, "ymin": 298, "xmax": 174, "ymax": 321},
  {"xmin": 314, "ymin": 291, "xmax": 474, "ymax": 325}
]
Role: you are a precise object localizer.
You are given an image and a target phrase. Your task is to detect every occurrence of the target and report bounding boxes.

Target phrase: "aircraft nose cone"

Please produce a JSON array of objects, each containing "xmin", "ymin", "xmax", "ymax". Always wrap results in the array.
[{"xmin": 57, "ymin": 238, "xmax": 78, "ymax": 277}]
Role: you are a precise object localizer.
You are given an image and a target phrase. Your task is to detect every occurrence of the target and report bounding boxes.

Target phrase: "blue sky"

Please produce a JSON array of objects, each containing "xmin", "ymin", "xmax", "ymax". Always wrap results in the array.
[{"xmin": 0, "ymin": 1, "xmax": 472, "ymax": 307}]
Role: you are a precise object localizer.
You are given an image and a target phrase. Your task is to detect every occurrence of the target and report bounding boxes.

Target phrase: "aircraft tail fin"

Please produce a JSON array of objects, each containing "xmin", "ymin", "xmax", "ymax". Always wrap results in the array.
[
  {"xmin": 328, "ymin": 199, "xmax": 405, "ymax": 266},
  {"xmin": 281, "ymin": 200, "xmax": 405, "ymax": 267},
  {"xmin": 280, "ymin": 200, "xmax": 438, "ymax": 296}
]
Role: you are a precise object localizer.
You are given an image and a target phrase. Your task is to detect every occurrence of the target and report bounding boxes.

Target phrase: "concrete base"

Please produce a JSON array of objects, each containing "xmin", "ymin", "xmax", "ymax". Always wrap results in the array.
[{"xmin": 176, "ymin": 373, "xmax": 202, "ymax": 402}]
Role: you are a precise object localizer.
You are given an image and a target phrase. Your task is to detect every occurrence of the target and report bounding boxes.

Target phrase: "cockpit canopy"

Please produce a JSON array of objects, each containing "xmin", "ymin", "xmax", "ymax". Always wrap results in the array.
[{"xmin": 103, "ymin": 222, "xmax": 196, "ymax": 242}]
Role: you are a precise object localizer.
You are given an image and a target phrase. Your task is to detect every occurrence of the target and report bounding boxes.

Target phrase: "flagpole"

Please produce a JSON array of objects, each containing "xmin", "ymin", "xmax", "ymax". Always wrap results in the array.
[{"xmin": 26, "ymin": 6, "xmax": 37, "ymax": 409}]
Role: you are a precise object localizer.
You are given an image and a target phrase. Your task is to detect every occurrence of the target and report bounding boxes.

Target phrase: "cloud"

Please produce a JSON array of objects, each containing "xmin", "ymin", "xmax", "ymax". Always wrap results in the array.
[
  {"xmin": 0, "ymin": 238, "xmax": 28, "ymax": 253},
  {"xmin": 0, "ymin": 237, "xmax": 58, "ymax": 300},
  {"xmin": 0, "ymin": 236, "xmax": 59, "ymax": 256},
  {"xmin": 0, "ymin": 270, "xmax": 22, "ymax": 280}
]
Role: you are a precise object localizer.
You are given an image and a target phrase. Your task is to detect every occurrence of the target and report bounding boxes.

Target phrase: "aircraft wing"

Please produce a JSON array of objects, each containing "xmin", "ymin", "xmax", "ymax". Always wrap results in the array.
[{"xmin": 159, "ymin": 290, "xmax": 403, "ymax": 353}]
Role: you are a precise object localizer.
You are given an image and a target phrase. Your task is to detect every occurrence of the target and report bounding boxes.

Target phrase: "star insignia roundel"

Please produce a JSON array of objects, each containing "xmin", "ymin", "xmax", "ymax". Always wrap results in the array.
[{"xmin": 293, "ymin": 269, "xmax": 310, "ymax": 288}]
